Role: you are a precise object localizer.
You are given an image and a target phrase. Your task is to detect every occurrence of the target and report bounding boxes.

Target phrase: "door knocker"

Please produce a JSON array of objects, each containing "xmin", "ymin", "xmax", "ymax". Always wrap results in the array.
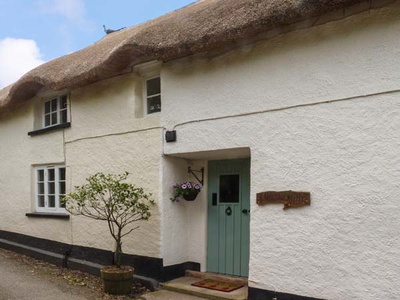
[{"xmin": 225, "ymin": 206, "xmax": 232, "ymax": 216}]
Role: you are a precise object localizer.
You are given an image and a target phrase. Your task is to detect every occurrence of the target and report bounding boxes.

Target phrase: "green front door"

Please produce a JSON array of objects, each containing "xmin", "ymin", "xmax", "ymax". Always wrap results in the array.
[{"xmin": 207, "ymin": 159, "xmax": 250, "ymax": 277}]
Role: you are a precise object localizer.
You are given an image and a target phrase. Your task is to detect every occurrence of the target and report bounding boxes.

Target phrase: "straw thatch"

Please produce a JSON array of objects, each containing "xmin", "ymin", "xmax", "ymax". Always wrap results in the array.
[{"xmin": 0, "ymin": 0, "xmax": 377, "ymax": 113}]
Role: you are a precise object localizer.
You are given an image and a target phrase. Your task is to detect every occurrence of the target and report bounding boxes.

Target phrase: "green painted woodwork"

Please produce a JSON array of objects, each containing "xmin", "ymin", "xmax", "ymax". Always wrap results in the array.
[{"xmin": 207, "ymin": 159, "xmax": 250, "ymax": 277}]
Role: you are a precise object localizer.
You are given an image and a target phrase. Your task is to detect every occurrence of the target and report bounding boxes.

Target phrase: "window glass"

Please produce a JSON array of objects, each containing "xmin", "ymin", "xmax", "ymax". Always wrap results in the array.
[
  {"xmin": 48, "ymin": 182, "xmax": 55, "ymax": 194},
  {"xmin": 147, "ymin": 77, "xmax": 160, "ymax": 96},
  {"xmin": 59, "ymin": 168, "xmax": 65, "ymax": 181},
  {"xmin": 60, "ymin": 95, "xmax": 67, "ymax": 109},
  {"xmin": 45, "ymin": 101, "xmax": 51, "ymax": 114},
  {"xmin": 60, "ymin": 110, "xmax": 67, "ymax": 124},
  {"xmin": 38, "ymin": 196, "xmax": 45, "ymax": 207},
  {"xmin": 219, "ymin": 174, "xmax": 240, "ymax": 203},
  {"xmin": 48, "ymin": 196, "xmax": 55, "ymax": 207},
  {"xmin": 38, "ymin": 183, "xmax": 44, "ymax": 194},
  {"xmin": 48, "ymin": 168, "xmax": 55, "ymax": 181},
  {"xmin": 147, "ymin": 95, "xmax": 161, "ymax": 114},
  {"xmin": 51, "ymin": 98, "xmax": 57, "ymax": 111},
  {"xmin": 59, "ymin": 182, "xmax": 66, "ymax": 195},
  {"xmin": 51, "ymin": 113, "xmax": 57, "ymax": 125},
  {"xmin": 45, "ymin": 115, "xmax": 50, "ymax": 127},
  {"xmin": 146, "ymin": 77, "xmax": 161, "ymax": 114},
  {"xmin": 38, "ymin": 170, "xmax": 44, "ymax": 182}
]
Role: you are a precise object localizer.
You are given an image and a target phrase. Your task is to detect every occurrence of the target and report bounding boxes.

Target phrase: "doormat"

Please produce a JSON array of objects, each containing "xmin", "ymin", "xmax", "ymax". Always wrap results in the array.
[{"xmin": 191, "ymin": 279, "xmax": 244, "ymax": 292}]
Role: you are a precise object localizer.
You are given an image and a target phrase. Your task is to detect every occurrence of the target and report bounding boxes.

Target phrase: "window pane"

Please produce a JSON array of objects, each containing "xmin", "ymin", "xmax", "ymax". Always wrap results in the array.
[
  {"xmin": 147, "ymin": 77, "xmax": 160, "ymax": 96},
  {"xmin": 45, "ymin": 101, "xmax": 51, "ymax": 114},
  {"xmin": 147, "ymin": 95, "xmax": 161, "ymax": 114},
  {"xmin": 38, "ymin": 170, "xmax": 44, "ymax": 182},
  {"xmin": 59, "ymin": 182, "xmax": 65, "ymax": 195},
  {"xmin": 48, "ymin": 196, "xmax": 55, "ymax": 207},
  {"xmin": 51, "ymin": 98, "xmax": 58, "ymax": 111},
  {"xmin": 51, "ymin": 112, "xmax": 57, "ymax": 125},
  {"xmin": 38, "ymin": 183, "xmax": 44, "ymax": 194},
  {"xmin": 45, "ymin": 114, "xmax": 50, "ymax": 127},
  {"xmin": 219, "ymin": 174, "xmax": 240, "ymax": 203},
  {"xmin": 59, "ymin": 168, "xmax": 65, "ymax": 180},
  {"xmin": 60, "ymin": 109, "xmax": 67, "ymax": 124},
  {"xmin": 60, "ymin": 95, "xmax": 67, "ymax": 109},
  {"xmin": 48, "ymin": 182, "xmax": 55, "ymax": 194},
  {"xmin": 48, "ymin": 169, "xmax": 55, "ymax": 181},
  {"xmin": 38, "ymin": 196, "xmax": 45, "ymax": 207}
]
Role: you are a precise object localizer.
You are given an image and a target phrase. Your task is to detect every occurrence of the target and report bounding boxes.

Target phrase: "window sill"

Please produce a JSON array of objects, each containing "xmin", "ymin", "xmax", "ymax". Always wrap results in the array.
[
  {"xmin": 28, "ymin": 122, "xmax": 71, "ymax": 136},
  {"xmin": 25, "ymin": 212, "xmax": 70, "ymax": 219}
]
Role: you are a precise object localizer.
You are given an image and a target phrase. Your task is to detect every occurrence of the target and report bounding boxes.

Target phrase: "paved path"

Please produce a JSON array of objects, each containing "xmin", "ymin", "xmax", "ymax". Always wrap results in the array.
[
  {"xmin": 0, "ymin": 249, "xmax": 101, "ymax": 300},
  {"xmin": 0, "ymin": 248, "xmax": 208, "ymax": 300}
]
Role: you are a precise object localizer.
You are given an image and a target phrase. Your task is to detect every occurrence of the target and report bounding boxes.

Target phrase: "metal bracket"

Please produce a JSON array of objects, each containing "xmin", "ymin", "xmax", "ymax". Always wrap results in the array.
[{"xmin": 188, "ymin": 167, "xmax": 204, "ymax": 185}]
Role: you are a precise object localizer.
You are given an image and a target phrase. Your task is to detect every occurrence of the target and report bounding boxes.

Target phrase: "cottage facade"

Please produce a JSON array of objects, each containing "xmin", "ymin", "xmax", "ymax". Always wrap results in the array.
[{"xmin": 1, "ymin": 1, "xmax": 399, "ymax": 299}]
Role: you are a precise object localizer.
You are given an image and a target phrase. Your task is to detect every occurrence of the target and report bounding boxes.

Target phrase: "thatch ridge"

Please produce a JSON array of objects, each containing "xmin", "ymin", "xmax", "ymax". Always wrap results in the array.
[{"xmin": 0, "ymin": 0, "xmax": 376, "ymax": 113}]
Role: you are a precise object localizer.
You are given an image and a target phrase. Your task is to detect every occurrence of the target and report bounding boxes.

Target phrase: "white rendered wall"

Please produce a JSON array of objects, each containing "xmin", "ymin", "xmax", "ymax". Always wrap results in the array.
[
  {"xmin": 161, "ymin": 157, "xmax": 208, "ymax": 269},
  {"xmin": 64, "ymin": 75, "xmax": 162, "ymax": 258},
  {"xmin": 0, "ymin": 103, "xmax": 69, "ymax": 243},
  {"xmin": 0, "ymin": 73, "xmax": 163, "ymax": 259},
  {"xmin": 161, "ymin": 3, "xmax": 400, "ymax": 299}
]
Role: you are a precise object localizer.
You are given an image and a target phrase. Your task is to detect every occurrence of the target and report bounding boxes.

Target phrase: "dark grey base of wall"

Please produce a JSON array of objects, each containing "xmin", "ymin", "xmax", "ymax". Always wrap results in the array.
[
  {"xmin": 248, "ymin": 287, "xmax": 323, "ymax": 300},
  {"xmin": 0, "ymin": 230, "xmax": 199, "ymax": 289}
]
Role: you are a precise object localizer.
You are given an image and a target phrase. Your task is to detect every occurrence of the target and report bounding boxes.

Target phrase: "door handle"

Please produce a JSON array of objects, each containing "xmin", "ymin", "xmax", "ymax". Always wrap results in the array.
[
  {"xmin": 242, "ymin": 209, "xmax": 249, "ymax": 214},
  {"xmin": 225, "ymin": 206, "xmax": 232, "ymax": 216}
]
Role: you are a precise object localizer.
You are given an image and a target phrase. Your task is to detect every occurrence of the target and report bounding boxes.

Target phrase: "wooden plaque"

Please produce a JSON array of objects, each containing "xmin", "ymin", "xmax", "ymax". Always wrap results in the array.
[{"xmin": 256, "ymin": 191, "xmax": 310, "ymax": 210}]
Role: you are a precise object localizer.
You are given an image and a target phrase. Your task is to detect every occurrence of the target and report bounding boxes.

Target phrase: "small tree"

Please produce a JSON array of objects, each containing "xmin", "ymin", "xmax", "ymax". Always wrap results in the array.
[{"xmin": 62, "ymin": 172, "xmax": 155, "ymax": 268}]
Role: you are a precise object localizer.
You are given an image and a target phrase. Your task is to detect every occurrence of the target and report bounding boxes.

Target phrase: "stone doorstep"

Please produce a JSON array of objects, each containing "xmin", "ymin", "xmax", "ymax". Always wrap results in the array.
[{"xmin": 161, "ymin": 273, "xmax": 248, "ymax": 300}]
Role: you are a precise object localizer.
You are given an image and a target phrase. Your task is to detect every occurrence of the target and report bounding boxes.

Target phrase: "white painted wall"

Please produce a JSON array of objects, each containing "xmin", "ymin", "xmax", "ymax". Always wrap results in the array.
[
  {"xmin": 161, "ymin": 3, "xmax": 400, "ymax": 299},
  {"xmin": 0, "ymin": 104, "xmax": 70, "ymax": 243},
  {"xmin": 161, "ymin": 156, "xmax": 208, "ymax": 270},
  {"xmin": 0, "ymin": 73, "xmax": 163, "ymax": 258},
  {"xmin": 64, "ymin": 75, "xmax": 163, "ymax": 258}
]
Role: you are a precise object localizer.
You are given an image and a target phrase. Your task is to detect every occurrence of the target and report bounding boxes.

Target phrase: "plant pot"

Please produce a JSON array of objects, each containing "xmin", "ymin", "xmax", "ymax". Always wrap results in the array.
[
  {"xmin": 183, "ymin": 191, "xmax": 199, "ymax": 201},
  {"xmin": 100, "ymin": 266, "xmax": 134, "ymax": 295}
]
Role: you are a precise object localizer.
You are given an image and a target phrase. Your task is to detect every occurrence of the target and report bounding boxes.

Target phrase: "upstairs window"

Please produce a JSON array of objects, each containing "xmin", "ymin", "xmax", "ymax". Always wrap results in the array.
[
  {"xmin": 146, "ymin": 77, "xmax": 161, "ymax": 114},
  {"xmin": 28, "ymin": 93, "xmax": 71, "ymax": 136},
  {"xmin": 44, "ymin": 95, "xmax": 68, "ymax": 127},
  {"xmin": 35, "ymin": 165, "xmax": 66, "ymax": 213}
]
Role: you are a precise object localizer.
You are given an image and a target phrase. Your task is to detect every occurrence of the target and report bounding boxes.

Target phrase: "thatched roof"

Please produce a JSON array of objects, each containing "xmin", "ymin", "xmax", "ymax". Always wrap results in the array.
[{"xmin": 0, "ymin": 0, "xmax": 383, "ymax": 114}]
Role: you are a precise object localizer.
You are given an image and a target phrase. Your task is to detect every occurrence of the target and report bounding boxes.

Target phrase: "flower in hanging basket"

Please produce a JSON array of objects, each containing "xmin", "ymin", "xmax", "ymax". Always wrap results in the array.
[{"xmin": 171, "ymin": 181, "xmax": 202, "ymax": 202}]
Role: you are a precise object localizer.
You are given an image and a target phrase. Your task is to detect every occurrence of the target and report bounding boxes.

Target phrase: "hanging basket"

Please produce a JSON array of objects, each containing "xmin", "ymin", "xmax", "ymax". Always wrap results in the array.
[{"xmin": 183, "ymin": 191, "xmax": 199, "ymax": 201}]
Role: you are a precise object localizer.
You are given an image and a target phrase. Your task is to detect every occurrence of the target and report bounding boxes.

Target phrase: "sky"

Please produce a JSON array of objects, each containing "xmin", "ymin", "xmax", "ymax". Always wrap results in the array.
[{"xmin": 0, "ymin": 0, "xmax": 195, "ymax": 89}]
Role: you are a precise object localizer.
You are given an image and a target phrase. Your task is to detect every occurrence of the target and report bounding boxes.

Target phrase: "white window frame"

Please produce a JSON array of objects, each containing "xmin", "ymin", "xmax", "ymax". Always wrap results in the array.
[
  {"xmin": 145, "ymin": 76, "xmax": 161, "ymax": 115},
  {"xmin": 134, "ymin": 60, "xmax": 162, "ymax": 117},
  {"xmin": 43, "ymin": 94, "xmax": 69, "ymax": 128},
  {"xmin": 35, "ymin": 165, "xmax": 66, "ymax": 213}
]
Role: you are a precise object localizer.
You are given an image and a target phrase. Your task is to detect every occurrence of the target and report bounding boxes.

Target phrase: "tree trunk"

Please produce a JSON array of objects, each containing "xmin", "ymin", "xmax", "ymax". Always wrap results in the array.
[
  {"xmin": 114, "ymin": 242, "xmax": 122, "ymax": 268},
  {"xmin": 114, "ymin": 230, "xmax": 122, "ymax": 268}
]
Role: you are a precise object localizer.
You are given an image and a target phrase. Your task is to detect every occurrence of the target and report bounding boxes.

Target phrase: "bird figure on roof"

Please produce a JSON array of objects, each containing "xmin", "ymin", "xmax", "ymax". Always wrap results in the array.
[{"xmin": 103, "ymin": 25, "xmax": 126, "ymax": 35}]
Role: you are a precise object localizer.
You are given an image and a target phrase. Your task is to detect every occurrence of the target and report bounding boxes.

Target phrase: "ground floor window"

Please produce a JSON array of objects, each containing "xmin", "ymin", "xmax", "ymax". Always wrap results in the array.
[{"xmin": 35, "ymin": 165, "xmax": 66, "ymax": 213}]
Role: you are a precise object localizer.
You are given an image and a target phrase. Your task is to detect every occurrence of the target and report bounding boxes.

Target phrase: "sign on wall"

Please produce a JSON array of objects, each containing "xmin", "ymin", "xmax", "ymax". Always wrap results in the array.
[{"xmin": 256, "ymin": 191, "xmax": 311, "ymax": 210}]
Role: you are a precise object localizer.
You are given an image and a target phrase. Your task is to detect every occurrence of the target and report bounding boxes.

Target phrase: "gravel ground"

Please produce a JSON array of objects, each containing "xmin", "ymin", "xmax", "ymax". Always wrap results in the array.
[{"xmin": 0, "ymin": 248, "xmax": 149, "ymax": 300}]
